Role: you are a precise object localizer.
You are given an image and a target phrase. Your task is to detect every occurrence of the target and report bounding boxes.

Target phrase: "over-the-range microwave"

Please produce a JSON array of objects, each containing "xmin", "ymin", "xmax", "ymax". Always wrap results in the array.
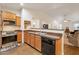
[{"xmin": 3, "ymin": 20, "xmax": 16, "ymax": 26}]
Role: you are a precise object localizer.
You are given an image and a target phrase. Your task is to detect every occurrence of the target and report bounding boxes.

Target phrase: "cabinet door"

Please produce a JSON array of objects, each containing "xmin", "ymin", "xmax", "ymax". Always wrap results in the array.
[
  {"xmin": 30, "ymin": 34, "xmax": 35, "ymax": 47},
  {"xmin": 24, "ymin": 32, "xmax": 27, "ymax": 43},
  {"xmin": 11, "ymin": 13, "xmax": 16, "ymax": 20},
  {"xmin": 17, "ymin": 32, "xmax": 22, "ymax": 43},
  {"xmin": 35, "ymin": 35, "xmax": 41, "ymax": 52},
  {"xmin": 2, "ymin": 11, "xmax": 8, "ymax": 19},
  {"xmin": 16, "ymin": 16, "xmax": 21, "ymax": 26},
  {"xmin": 24, "ymin": 32, "xmax": 30, "ymax": 44},
  {"xmin": 2, "ymin": 11, "xmax": 16, "ymax": 20},
  {"xmin": 55, "ymin": 39, "xmax": 61, "ymax": 55}
]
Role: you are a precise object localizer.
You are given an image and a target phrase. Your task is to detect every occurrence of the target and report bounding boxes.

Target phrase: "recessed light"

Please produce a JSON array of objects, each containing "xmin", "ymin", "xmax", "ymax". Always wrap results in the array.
[
  {"xmin": 64, "ymin": 20, "xmax": 68, "ymax": 23},
  {"xmin": 64, "ymin": 20, "xmax": 71, "ymax": 23},
  {"xmin": 20, "ymin": 3, "xmax": 24, "ymax": 6}
]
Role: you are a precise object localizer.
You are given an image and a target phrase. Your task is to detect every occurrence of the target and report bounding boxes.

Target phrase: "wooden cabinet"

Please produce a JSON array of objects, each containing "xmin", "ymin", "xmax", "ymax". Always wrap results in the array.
[
  {"xmin": 55, "ymin": 39, "xmax": 62, "ymax": 55},
  {"xmin": 17, "ymin": 31, "xmax": 22, "ymax": 43},
  {"xmin": 16, "ymin": 16, "xmax": 21, "ymax": 26},
  {"xmin": 24, "ymin": 31, "xmax": 62, "ymax": 54},
  {"xmin": 24, "ymin": 21, "xmax": 31, "ymax": 29},
  {"xmin": 35, "ymin": 35, "xmax": 41, "ymax": 52},
  {"xmin": 2, "ymin": 11, "xmax": 16, "ymax": 20},
  {"xmin": 24, "ymin": 32, "xmax": 27, "ymax": 43},
  {"xmin": 24, "ymin": 31, "xmax": 30, "ymax": 44},
  {"xmin": 30, "ymin": 34, "xmax": 35, "ymax": 47},
  {"xmin": 24, "ymin": 31, "xmax": 41, "ymax": 51}
]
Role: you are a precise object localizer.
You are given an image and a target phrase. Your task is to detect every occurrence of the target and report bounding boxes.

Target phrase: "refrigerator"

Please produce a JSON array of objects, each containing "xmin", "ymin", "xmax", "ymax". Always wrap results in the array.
[{"xmin": 0, "ymin": 11, "xmax": 2, "ymax": 48}]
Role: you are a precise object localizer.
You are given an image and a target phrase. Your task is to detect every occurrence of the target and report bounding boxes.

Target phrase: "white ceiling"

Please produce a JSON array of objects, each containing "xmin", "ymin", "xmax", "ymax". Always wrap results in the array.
[
  {"xmin": 0, "ymin": 3, "xmax": 79, "ymax": 14},
  {"xmin": 0, "ymin": 3, "xmax": 79, "ymax": 21},
  {"xmin": 0, "ymin": 3, "xmax": 64, "ymax": 11}
]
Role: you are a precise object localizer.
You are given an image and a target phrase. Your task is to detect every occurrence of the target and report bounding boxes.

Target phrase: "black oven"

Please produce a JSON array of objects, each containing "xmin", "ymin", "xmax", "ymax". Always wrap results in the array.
[
  {"xmin": 3, "ymin": 20, "xmax": 16, "ymax": 26},
  {"xmin": 2, "ymin": 35, "xmax": 17, "ymax": 44},
  {"xmin": 41, "ymin": 36, "xmax": 55, "ymax": 55}
]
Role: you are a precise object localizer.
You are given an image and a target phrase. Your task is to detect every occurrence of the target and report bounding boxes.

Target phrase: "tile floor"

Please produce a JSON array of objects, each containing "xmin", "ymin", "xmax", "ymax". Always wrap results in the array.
[{"xmin": 0, "ymin": 43, "xmax": 41, "ymax": 55}]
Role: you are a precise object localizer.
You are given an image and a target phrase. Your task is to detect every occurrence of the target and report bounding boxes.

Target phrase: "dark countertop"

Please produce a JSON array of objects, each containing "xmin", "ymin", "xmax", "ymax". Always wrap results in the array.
[
  {"xmin": 24, "ymin": 29, "xmax": 64, "ymax": 34},
  {"xmin": 28, "ymin": 32, "xmax": 60, "ymax": 40},
  {"xmin": 31, "ymin": 28, "xmax": 64, "ymax": 31}
]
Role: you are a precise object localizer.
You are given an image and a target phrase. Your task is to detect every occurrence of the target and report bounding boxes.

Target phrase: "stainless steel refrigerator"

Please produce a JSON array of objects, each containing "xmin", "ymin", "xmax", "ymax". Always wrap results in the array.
[{"xmin": 0, "ymin": 11, "xmax": 2, "ymax": 48}]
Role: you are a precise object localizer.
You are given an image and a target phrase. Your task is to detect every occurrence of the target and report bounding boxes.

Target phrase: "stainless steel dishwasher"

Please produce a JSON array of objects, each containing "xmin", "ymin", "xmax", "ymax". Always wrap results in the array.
[{"xmin": 41, "ymin": 36, "xmax": 55, "ymax": 55}]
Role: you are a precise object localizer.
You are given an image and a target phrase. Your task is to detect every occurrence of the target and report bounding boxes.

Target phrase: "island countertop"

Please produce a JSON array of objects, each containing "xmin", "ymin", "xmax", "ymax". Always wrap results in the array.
[
  {"xmin": 28, "ymin": 31, "xmax": 60, "ymax": 40},
  {"xmin": 16, "ymin": 28, "xmax": 64, "ymax": 40},
  {"xmin": 24, "ymin": 28, "xmax": 64, "ymax": 34}
]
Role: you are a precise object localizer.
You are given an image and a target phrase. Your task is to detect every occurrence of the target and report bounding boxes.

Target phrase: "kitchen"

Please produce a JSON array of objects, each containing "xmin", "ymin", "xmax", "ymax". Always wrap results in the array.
[
  {"xmin": 0, "ymin": 4, "xmax": 63, "ymax": 55},
  {"xmin": 0, "ymin": 3, "xmax": 76, "ymax": 55}
]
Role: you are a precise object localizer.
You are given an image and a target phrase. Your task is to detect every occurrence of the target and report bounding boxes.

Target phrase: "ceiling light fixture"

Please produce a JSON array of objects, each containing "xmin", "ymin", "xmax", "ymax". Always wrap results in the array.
[
  {"xmin": 64, "ymin": 20, "xmax": 68, "ymax": 23},
  {"xmin": 20, "ymin": 3, "xmax": 24, "ymax": 6},
  {"xmin": 64, "ymin": 20, "xmax": 71, "ymax": 23}
]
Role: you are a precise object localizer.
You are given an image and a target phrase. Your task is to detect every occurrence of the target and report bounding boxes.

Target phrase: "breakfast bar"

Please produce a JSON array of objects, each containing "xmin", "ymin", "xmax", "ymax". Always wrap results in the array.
[{"xmin": 24, "ymin": 29, "xmax": 63, "ymax": 55}]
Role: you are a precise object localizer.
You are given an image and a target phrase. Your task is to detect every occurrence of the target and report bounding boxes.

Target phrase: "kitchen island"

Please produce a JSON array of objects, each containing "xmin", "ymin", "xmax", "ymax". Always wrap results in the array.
[{"xmin": 24, "ymin": 29, "xmax": 64, "ymax": 55}]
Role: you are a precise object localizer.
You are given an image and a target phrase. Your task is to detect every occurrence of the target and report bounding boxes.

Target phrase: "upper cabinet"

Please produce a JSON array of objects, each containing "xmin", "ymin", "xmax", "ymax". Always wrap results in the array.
[
  {"xmin": 16, "ymin": 16, "xmax": 21, "ymax": 26},
  {"xmin": 2, "ymin": 11, "xmax": 16, "ymax": 20},
  {"xmin": 24, "ymin": 21, "xmax": 31, "ymax": 29}
]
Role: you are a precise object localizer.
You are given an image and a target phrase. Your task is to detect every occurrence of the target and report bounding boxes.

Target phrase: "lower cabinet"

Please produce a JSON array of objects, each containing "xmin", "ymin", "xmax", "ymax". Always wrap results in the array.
[
  {"xmin": 24, "ymin": 31, "xmax": 61, "ymax": 55},
  {"xmin": 30, "ymin": 34, "xmax": 35, "ymax": 47},
  {"xmin": 24, "ymin": 31, "xmax": 41, "ymax": 52},
  {"xmin": 55, "ymin": 39, "xmax": 61, "ymax": 55},
  {"xmin": 34, "ymin": 35, "xmax": 41, "ymax": 52},
  {"xmin": 17, "ymin": 31, "xmax": 22, "ymax": 43},
  {"xmin": 24, "ymin": 31, "xmax": 30, "ymax": 44}
]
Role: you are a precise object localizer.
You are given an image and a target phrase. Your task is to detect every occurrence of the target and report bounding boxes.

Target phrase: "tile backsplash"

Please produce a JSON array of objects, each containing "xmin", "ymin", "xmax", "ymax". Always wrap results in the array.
[{"xmin": 3, "ymin": 26, "xmax": 20, "ymax": 31}]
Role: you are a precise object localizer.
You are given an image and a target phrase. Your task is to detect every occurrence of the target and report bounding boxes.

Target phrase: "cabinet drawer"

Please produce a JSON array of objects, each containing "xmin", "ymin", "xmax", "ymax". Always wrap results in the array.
[{"xmin": 35, "ymin": 35, "xmax": 41, "ymax": 39}]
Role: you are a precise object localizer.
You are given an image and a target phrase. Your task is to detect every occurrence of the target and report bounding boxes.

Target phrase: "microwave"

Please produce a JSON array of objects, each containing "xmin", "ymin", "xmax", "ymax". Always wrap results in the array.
[
  {"xmin": 43, "ymin": 24, "xmax": 48, "ymax": 29},
  {"xmin": 3, "ymin": 20, "xmax": 16, "ymax": 26}
]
